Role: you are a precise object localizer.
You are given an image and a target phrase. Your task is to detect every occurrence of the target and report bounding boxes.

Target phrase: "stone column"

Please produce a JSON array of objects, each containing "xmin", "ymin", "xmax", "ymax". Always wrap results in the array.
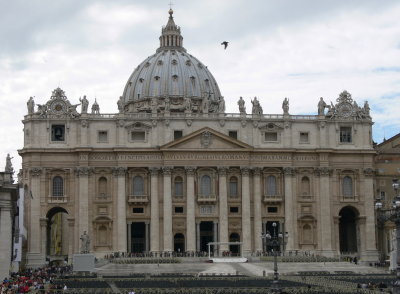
[
  {"xmin": 218, "ymin": 167, "xmax": 229, "ymax": 252},
  {"xmin": 361, "ymin": 168, "xmax": 379, "ymax": 261},
  {"xmin": 185, "ymin": 166, "xmax": 196, "ymax": 253},
  {"xmin": 149, "ymin": 167, "xmax": 160, "ymax": 254},
  {"xmin": 40, "ymin": 218, "xmax": 48, "ymax": 257},
  {"xmin": 241, "ymin": 167, "xmax": 252, "ymax": 255},
  {"xmin": 196, "ymin": 221, "xmax": 201, "ymax": 252},
  {"xmin": 67, "ymin": 218, "xmax": 75, "ymax": 262},
  {"xmin": 213, "ymin": 221, "xmax": 218, "ymax": 255},
  {"xmin": 27, "ymin": 167, "xmax": 44, "ymax": 267},
  {"xmin": 162, "ymin": 166, "xmax": 173, "ymax": 252},
  {"xmin": 145, "ymin": 222, "xmax": 150, "ymax": 252},
  {"xmin": 283, "ymin": 167, "xmax": 296, "ymax": 250},
  {"xmin": 127, "ymin": 223, "xmax": 132, "ymax": 253},
  {"xmin": 0, "ymin": 203, "xmax": 13, "ymax": 278},
  {"xmin": 253, "ymin": 167, "xmax": 263, "ymax": 253},
  {"xmin": 75, "ymin": 167, "xmax": 92, "ymax": 242},
  {"xmin": 316, "ymin": 167, "xmax": 335, "ymax": 256},
  {"xmin": 113, "ymin": 167, "xmax": 127, "ymax": 253}
]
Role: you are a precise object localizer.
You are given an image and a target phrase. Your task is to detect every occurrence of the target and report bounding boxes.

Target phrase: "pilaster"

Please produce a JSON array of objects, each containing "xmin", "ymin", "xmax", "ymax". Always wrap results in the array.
[
  {"xmin": 149, "ymin": 167, "xmax": 160, "ymax": 253},
  {"xmin": 252, "ymin": 167, "xmax": 262, "ymax": 253},
  {"xmin": 283, "ymin": 167, "xmax": 296, "ymax": 250},
  {"xmin": 75, "ymin": 167, "xmax": 93, "ymax": 241},
  {"xmin": 162, "ymin": 166, "xmax": 173, "ymax": 252},
  {"xmin": 241, "ymin": 166, "xmax": 251, "ymax": 255},
  {"xmin": 185, "ymin": 166, "xmax": 196, "ymax": 253},
  {"xmin": 218, "ymin": 167, "xmax": 229, "ymax": 252},
  {"xmin": 113, "ymin": 167, "xmax": 127, "ymax": 252}
]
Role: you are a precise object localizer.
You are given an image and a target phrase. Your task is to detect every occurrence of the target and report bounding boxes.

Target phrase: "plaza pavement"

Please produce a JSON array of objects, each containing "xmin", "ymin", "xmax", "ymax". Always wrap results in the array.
[{"xmin": 96, "ymin": 260, "xmax": 387, "ymax": 277}]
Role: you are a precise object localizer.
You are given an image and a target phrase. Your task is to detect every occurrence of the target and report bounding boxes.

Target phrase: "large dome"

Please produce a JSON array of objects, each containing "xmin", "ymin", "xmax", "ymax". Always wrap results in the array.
[{"xmin": 121, "ymin": 9, "xmax": 224, "ymax": 114}]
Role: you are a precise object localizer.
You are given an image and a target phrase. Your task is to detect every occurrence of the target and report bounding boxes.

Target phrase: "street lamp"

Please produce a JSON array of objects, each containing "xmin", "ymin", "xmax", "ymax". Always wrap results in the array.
[
  {"xmin": 261, "ymin": 222, "xmax": 288, "ymax": 293},
  {"xmin": 375, "ymin": 179, "xmax": 400, "ymax": 294}
]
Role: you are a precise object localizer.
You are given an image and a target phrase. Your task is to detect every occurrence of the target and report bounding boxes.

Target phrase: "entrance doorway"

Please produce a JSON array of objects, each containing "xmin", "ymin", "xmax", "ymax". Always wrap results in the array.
[
  {"xmin": 174, "ymin": 233, "xmax": 185, "ymax": 252},
  {"xmin": 229, "ymin": 233, "xmax": 240, "ymax": 256},
  {"xmin": 131, "ymin": 222, "xmax": 146, "ymax": 253},
  {"xmin": 46, "ymin": 207, "xmax": 69, "ymax": 257},
  {"xmin": 200, "ymin": 221, "xmax": 214, "ymax": 252},
  {"xmin": 339, "ymin": 206, "xmax": 359, "ymax": 253}
]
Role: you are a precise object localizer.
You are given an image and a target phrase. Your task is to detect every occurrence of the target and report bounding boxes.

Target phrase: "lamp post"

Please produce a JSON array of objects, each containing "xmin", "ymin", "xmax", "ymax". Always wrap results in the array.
[
  {"xmin": 375, "ymin": 179, "xmax": 400, "ymax": 294},
  {"xmin": 261, "ymin": 222, "xmax": 288, "ymax": 293}
]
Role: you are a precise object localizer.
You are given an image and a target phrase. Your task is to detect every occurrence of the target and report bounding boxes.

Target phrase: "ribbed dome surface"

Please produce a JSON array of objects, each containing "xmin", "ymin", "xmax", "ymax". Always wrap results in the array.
[
  {"xmin": 121, "ymin": 9, "xmax": 222, "ymax": 108},
  {"xmin": 122, "ymin": 50, "xmax": 221, "ymax": 102}
]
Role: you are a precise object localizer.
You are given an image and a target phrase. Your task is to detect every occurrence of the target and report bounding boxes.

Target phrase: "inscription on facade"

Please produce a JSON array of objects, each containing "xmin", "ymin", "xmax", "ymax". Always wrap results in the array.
[{"xmin": 81, "ymin": 153, "xmax": 319, "ymax": 162}]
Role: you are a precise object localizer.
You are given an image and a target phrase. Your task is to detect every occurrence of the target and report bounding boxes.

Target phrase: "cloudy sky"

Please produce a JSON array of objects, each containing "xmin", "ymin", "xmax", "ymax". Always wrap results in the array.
[{"xmin": 1, "ymin": 0, "xmax": 399, "ymax": 172}]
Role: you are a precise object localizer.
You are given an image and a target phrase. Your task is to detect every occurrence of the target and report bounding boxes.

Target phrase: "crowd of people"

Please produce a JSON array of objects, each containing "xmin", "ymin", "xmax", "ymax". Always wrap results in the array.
[{"xmin": 1, "ymin": 265, "xmax": 71, "ymax": 293}]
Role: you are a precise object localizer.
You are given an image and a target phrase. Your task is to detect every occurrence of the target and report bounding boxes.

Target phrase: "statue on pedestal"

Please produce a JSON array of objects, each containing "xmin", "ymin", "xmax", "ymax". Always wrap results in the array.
[
  {"xmin": 238, "ymin": 97, "xmax": 246, "ymax": 114},
  {"xmin": 27, "ymin": 97, "xmax": 35, "ymax": 114},
  {"xmin": 218, "ymin": 96, "xmax": 225, "ymax": 113},
  {"xmin": 282, "ymin": 97, "xmax": 289, "ymax": 115},
  {"xmin": 251, "ymin": 97, "xmax": 263, "ymax": 115},
  {"xmin": 318, "ymin": 97, "xmax": 327, "ymax": 115},
  {"xmin": 80, "ymin": 231, "xmax": 90, "ymax": 254},
  {"xmin": 79, "ymin": 96, "xmax": 89, "ymax": 114},
  {"xmin": 117, "ymin": 96, "xmax": 124, "ymax": 113}
]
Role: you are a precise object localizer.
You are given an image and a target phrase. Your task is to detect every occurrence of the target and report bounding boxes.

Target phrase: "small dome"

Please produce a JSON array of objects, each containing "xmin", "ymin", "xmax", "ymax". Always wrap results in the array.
[{"xmin": 121, "ymin": 9, "xmax": 223, "ymax": 113}]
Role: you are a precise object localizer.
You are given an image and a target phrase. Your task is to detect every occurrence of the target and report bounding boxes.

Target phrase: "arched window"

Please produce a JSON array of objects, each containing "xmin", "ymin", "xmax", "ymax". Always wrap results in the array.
[
  {"xmin": 133, "ymin": 176, "xmax": 144, "ymax": 196},
  {"xmin": 229, "ymin": 176, "xmax": 238, "ymax": 197},
  {"xmin": 98, "ymin": 177, "xmax": 107, "ymax": 197},
  {"xmin": 343, "ymin": 176, "xmax": 353, "ymax": 197},
  {"xmin": 174, "ymin": 176, "xmax": 183, "ymax": 197},
  {"xmin": 201, "ymin": 175, "xmax": 212, "ymax": 196},
  {"xmin": 52, "ymin": 176, "xmax": 64, "ymax": 197},
  {"xmin": 266, "ymin": 175, "xmax": 277, "ymax": 196},
  {"xmin": 301, "ymin": 176, "xmax": 310, "ymax": 196}
]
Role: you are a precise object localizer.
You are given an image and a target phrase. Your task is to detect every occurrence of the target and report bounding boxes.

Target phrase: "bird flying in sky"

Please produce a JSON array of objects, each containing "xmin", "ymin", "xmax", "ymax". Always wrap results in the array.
[{"xmin": 221, "ymin": 41, "xmax": 229, "ymax": 49}]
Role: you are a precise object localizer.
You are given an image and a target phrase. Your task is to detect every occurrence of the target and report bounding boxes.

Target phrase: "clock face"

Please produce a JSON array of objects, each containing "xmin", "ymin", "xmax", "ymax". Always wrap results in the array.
[
  {"xmin": 338, "ymin": 102, "xmax": 352, "ymax": 117},
  {"xmin": 50, "ymin": 100, "xmax": 66, "ymax": 114}
]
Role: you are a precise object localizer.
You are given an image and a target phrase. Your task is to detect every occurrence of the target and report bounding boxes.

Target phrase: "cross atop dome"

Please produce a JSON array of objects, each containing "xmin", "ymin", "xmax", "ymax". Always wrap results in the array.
[{"xmin": 157, "ymin": 8, "xmax": 186, "ymax": 52}]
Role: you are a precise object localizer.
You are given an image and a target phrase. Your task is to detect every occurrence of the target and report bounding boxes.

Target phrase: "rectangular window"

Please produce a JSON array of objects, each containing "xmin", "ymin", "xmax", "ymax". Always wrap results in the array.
[
  {"xmin": 230, "ymin": 206, "xmax": 239, "ymax": 213},
  {"xmin": 174, "ymin": 130, "xmax": 183, "ymax": 140},
  {"xmin": 340, "ymin": 127, "xmax": 352, "ymax": 143},
  {"xmin": 299, "ymin": 132, "xmax": 309, "ymax": 143},
  {"xmin": 132, "ymin": 207, "xmax": 144, "ymax": 214},
  {"xmin": 380, "ymin": 191, "xmax": 386, "ymax": 200},
  {"xmin": 51, "ymin": 125, "xmax": 65, "ymax": 142},
  {"xmin": 265, "ymin": 132, "xmax": 278, "ymax": 142},
  {"xmin": 131, "ymin": 131, "xmax": 145, "ymax": 141},
  {"xmin": 228, "ymin": 131, "xmax": 238, "ymax": 139},
  {"xmin": 267, "ymin": 206, "xmax": 278, "ymax": 213},
  {"xmin": 98, "ymin": 131, "xmax": 108, "ymax": 143},
  {"xmin": 200, "ymin": 205, "xmax": 214, "ymax": 215},
  {"xmin": 174, "ymin": 206, "xmax": 184, "ymax": 213}
]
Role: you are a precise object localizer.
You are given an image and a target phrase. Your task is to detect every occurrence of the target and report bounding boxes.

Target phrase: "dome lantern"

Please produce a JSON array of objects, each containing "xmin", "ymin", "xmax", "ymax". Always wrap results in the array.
[{"xmin": 157, "ymin": 9, "xmax": 186, "ymax": 53}]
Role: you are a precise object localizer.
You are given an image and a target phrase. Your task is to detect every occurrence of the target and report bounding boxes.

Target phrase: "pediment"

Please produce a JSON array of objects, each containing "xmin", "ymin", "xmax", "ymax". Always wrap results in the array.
[{"xmin": 160, "ymin": 127, "xmax": 253, "ymax": 151}]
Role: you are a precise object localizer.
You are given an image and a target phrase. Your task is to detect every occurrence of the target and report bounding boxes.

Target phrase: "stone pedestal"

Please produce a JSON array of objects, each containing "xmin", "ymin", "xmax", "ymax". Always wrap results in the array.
[{"xmin": 73, "ymin": 254, "xmax": 95, "ymax": 272}]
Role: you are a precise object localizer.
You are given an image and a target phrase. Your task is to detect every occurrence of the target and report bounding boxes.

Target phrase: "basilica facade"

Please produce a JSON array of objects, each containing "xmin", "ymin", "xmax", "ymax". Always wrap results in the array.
[{"xmin": 20, "ymin": 9, "xmax": 379, "ymax": 267}]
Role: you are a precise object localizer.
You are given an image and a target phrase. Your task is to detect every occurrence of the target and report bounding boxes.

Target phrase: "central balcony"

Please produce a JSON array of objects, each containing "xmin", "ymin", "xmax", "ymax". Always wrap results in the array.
[
  {"xmin": 263, "ymin": 195, "xmax": 283, "ymax": 203},
  {"xmin": 48, "ymin": 195, "xmax": 68, "ymax": 204},
  {"xmin": 128, "ymin": 194, "xmax": 149, "ymax": 204},
  {"xmin": 197, "ymin": 194, "xmax": 217, "ymax": 203}
]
